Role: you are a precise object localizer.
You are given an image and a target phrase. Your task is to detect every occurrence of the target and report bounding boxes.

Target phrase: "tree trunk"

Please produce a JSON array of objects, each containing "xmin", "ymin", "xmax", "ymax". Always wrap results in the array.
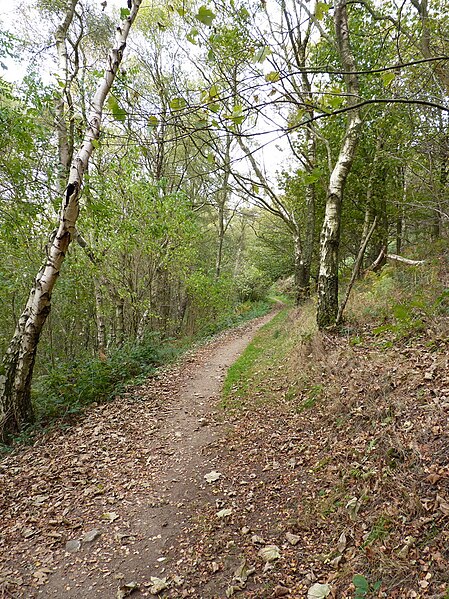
[
  {"xmin": 94, "ymin": 282, "xmax": 106, "ymax": 357},
  {"xmin": 0, "ymin": 1, "xmax": 142, "ymax": 441},
  {"xmin": 54, "ymin": 0, "xmax": 78, "ymax": 186},
  {"xmin": 336, "ymin": 216, "xmax": 377, "ymax": 325},
  {"xmin": 115, "ymin": 298, "xmax": 125, "ymax": 348},
  {"xmin": 216, "ymin": 133, "xmax": 232, "ymax": 278},
  {"xmin": 316, "ymin": 0, "xmax": 362, "ymax": 329},
  {"xmin": 303, "ymin": 129, "xmax": 316, "ymax": 296},
  {"xmin": 293, "ymin": 232, "xmax": 308, "ymax": 304}
]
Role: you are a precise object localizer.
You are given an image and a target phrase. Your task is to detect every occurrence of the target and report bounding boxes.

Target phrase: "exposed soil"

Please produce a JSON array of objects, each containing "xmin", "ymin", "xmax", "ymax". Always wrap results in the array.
[
  {"xmin": 160, "ymin": 311, "xmax": 449, "ymax": 599},
  {"xmin": 1, "ymin": 307, "xmax": 449, "ymax": 599},
  {"xmin": 0, "ymin": 311, "xmax": 276, "ymax": 598}
]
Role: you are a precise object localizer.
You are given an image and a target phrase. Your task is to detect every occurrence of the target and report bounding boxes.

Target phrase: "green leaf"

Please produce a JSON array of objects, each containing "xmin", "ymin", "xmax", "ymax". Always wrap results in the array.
[
  {"xmin": 307, "ymin": 583, "xmax": 331, "ymax": 599},
  {"xmin": 107, "ymin": 96, "xmax": 127, "ymax": 122},
  {"xmin": 187, "ymin": 28, "xmax": 199, "ymax": 44},
  {"xmin": 224, "ymin": 104, "xmax": 245, "ymax": 125},
  {"xmin": 315, "ymin": 2, "xmax": 330, "ymax": 20},
  {"xmin": 265, "ymin": 71, "xmax": 280, "ymax": 83},
  {"xmin": 381, "ymin": 71, "xmax": 396, "ymax": 87},
  {"xmin": 353, "ymin": 575, "xmax": 369, "ymax": 595},
  {"xmin": 209, "ymin": 84, "xmax": 219, "ymax": 98},
  {"xmin": 120, "ymin": 7, "xmax": 130, "ymax": 19},
  {"xmin": 169, "ymin": 97, "xmax": 187, "ymax": 111},
  {"xmin": 195, "ymin": 5, "xmax": 216, "ymax": 26},
  {"xmin": 176, "ymin": 7, "xmax": 185, "ymax": 16},
  {"xmin": 253, "ymin": 46, "xmax": 271, "ymax": 63},
  {"xmin": 148, "ymin": 115, "xmax": 159, "ymax": 128},
  {"xmin": 326, "ymin": 91, "xmax": 345, "ymax": 109},
  {"xmin": 304, "ymin": 167, "xmax": 322, "ymax": 185},
  {"xmin": 91, "ymin": 139, "xmax": 99, "ymax": 149},
  {"xmin": 207, "ymin": 102, "xmax": 220, "ymax": 113}
]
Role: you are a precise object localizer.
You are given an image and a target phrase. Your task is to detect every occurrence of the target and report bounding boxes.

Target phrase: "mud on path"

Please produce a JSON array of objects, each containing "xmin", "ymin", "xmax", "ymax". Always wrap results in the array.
[{"xmin": 0, "ymin": 311, "xmax": 277, "ymax": 598}]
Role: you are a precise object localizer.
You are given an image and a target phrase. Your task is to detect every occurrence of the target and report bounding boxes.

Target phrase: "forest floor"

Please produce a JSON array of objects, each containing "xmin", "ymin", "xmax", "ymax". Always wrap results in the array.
[{"xmin": 1, "ymin": 302, "xmax": 449, "ymax": 599}]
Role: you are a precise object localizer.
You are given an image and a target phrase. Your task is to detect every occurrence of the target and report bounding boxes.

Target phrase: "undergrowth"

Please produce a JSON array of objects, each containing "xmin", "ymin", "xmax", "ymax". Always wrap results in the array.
[
  {"xmin": 32, "ymin": 336, "xmax": 177, "ymax": 423},
  {"xmin": 1, "ymin": 298, "xmax": 275, "ymax": 451},
  {"xmin": 344, "ymin": 245, "xmax": 449, "ymax": 342},
  {"xmin": 218, "ymin": 244, "xmax": 449, "ymax": 596},
  {"xmin": 196, "ymin": 298, "xmax": 274, "ymax": 338}
]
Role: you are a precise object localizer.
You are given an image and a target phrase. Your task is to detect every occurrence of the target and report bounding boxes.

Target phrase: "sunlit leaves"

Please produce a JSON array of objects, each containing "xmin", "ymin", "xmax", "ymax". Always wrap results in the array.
[
  {"xmin": 381, "ymin": 71, "xmax": 396, "ymax": 87},
  {"xmin": 107, "ymin": 95, "xmax": 127, "ymax": 122},
  {"xmin": 265, "ymin": 71, "xmax": 280, "ymax": 83},
  {"xmin": 195, "ymin": 5, "xmax": 216, "ymax": 26},
  {"xmin": 315, "ymin": 2, "xmax": 330, "ymax": 20},
  {"xmin": 304, "ymin": 167, "xmax": 322, "ymax": 185},
  {"xmin": 224, "ymin": 104, "xmax": 245, "ymax": 125},
  {"xmin": 187, "ymin": 27, "xmax": 199, "ymax": 44},
  {"xmin": 148, "ymin": 115, "xmax": 159, "ymax": 128},
  {"xmin": 120, "ymin": 7, "xmax": 130, "ymax": 19},
  {"xmin": 169, "ymin": 97, "xmax": 187, "ymax": 111}
]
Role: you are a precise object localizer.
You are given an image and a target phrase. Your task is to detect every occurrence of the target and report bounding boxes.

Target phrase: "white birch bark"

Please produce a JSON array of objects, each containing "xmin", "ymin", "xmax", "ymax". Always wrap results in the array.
[
  {"xmin": 316, "ymin": 0, "xmax": 363, "ymax": 329},
  {"xmin": 0, "ymin": 0, "xmax": 142, "ymax": 440}
]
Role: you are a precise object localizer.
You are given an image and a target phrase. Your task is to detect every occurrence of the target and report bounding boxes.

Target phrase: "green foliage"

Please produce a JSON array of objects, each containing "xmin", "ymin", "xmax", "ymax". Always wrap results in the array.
[
  {"xmin": 298, "ymin": 383, "xmax": 323, "ymax": 411},
  {"xmin": 221, "ymin": 309, "xmax": 289, "ymax": 408},
  {"xmin": 234, "ymin": 265, "xmax": 270, "ymax": 302},
  {"xmin": 195, "ymin": 5, "xmax": 216, "ymax": 26},
  {"xmin": 346, "ymin": 251, "xmax": 448, "ymax": 342},
  {"xmin": 107, "ymin": 95, "xmax": 127, "ymax": 121},
  {"xmin": 353, "ymin": 574, "xmax": 382, "ymax": 598},
  {"xmin": 33, "ymin": 336, "xmax": 178, "ymax": 422}
]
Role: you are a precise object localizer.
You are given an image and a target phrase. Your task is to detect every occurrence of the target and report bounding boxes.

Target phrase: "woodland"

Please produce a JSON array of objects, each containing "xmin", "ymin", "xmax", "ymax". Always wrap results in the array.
[
  {"xmin": 0, "ymin": 0, "xmax": 448, "ymax": 440},
  {"xmin": 1, "ymin": 0, "xmax": 449, "ymax": 596}
]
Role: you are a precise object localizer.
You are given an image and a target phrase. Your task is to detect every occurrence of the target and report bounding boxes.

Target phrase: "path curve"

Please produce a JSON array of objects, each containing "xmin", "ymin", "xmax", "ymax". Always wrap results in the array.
[{"xmin": 0, "ymin": 310, "xmax": 277, "ymax": 598}]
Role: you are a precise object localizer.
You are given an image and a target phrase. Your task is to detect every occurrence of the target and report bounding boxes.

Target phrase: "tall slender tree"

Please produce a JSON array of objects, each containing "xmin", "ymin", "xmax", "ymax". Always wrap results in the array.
[{"xmin": 0, "ymin": 0, "xmax": 142, "ymax": 440}]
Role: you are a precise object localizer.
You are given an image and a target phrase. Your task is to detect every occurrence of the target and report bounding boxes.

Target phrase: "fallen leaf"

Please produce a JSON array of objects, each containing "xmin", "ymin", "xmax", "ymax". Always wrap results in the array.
[
  {"xmin": 65, "ymin": 539, "xmax": 81, "ymax": 553},
  {"xmin": 33, "ymin": 570, "xmax": 49, "ymax": 585},
  {"xmin": 226, "ymin": 559, "xmax": 255, "ymax": 597},
  {"xmin": 204, "ymin": 471, "xmax": 222, "ymax": 483},
  {"xmin": 233, "ymin": 559, "xmax": 255, "ymax": 584},
  {"xmin": 82, "ymin": 529, "xmax": 101, "ymax": 543},
  {"xmin": 117, "ymin": 581, "xmax": 139, "ymax": 598},
  {"xmin": 251, "ymin": 534, "xmax": 265, "ymax": 544},
  {"xmin": 216, "ymin": 508, "xmax": 233, "ymax": 518},
  {"xmin": 211, "ymin": 561, "xmax": 220, "ymax": 573},
  {"xmin": 307, "ymin": 582, "xmax": 331, "ymax": 598},
  {"xmin": 258, "ymin": 545, "xmax": 280, "ymax": 562},
  {"xmin": 436, "ymin": 494, "xmax": 449, "ymax": 515},
  {"xmin": 22, "ymin": 528, "xmax": 36, "ymax": 539},
  {"xmin": 337, "ymin": 532, "xmax": 347, "ymax": 553},
  {"xmin": 286, "ymin": 532, "xmax": 300, "ymax": 546},
  {"xmin": 148, "ymin": 577, "xmax": 168, "ymax": 594},
  {"xmin": 102, "ymin": 512, "xmax": 120, "ymax": 522}
]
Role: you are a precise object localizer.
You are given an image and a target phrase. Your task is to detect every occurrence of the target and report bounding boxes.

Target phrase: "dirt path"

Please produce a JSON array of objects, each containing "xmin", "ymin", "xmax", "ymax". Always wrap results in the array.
[{"xmin": 0, "ymin": 311, "xmax": 276, "ymax": 599}]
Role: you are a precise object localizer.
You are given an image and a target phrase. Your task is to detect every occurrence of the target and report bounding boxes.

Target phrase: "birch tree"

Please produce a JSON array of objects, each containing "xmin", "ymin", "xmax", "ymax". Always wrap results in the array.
[
  {"xmin": 316, "ymin": 0, "xmax": 362, "ymax": 328},
  {"xmin": 0, "ymin": 0, "xmax": 142, "ymax": 440}
]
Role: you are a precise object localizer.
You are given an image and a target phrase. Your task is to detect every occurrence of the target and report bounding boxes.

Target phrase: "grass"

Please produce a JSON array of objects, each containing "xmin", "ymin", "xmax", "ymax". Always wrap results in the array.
[
  {"xmin": 221, "ymin": 299, "xmax": 318, "ymax": 411},
  {"xmin": 221, "ymin": 308, "xmax": 291, "ymax": 409}
]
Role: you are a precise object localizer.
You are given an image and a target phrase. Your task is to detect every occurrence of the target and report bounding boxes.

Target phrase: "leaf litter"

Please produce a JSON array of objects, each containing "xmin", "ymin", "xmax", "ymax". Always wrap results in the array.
[{"xmin": 1, "ymin": 309, "xmax": 449, "ymax": 597}]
